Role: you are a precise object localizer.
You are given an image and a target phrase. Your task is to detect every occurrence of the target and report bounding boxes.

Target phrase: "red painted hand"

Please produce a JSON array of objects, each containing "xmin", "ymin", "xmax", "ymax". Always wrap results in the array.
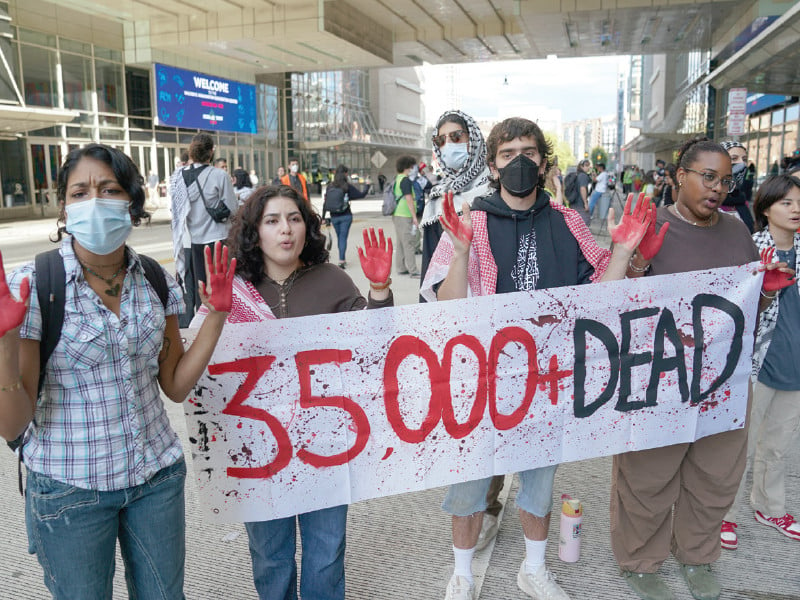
[
  {"xmin": 438, "ymin": 190, "xmax": 472, "ymax": 252},
  {"xmin": 0, "ymin": 250, "xmax": 30, "ymax": 338},
  {"xmin": 635, "ymin": 193, "xmax": 669, "ymax": 260},
  {"xmin": 610, "ymin": 193, "xmax": 654, "ymax": 252},
  {"xmin": 759, "ymin": 247, "xmax": 797, "ymax": 292},
  {"xmin": 358, "ymin": 227, "xmax": 393, "ymax": 284},
  {"xmin": 199, "ymin": 242, "xmax": 236, "ymax": 313}
]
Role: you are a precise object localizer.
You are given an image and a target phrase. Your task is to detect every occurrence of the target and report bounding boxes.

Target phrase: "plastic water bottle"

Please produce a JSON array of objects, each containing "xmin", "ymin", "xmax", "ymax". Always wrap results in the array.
[{"xmin": 558, "ymin": 494, "xmax": 582, "ymax": 563}]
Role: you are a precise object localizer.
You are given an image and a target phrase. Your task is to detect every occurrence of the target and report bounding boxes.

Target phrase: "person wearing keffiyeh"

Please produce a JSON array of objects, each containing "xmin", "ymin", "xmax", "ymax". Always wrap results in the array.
[
  {"xmin": 720, "ymin": 139, "xmax": 755, "ymax": 232},
  {"xmin": 420, "ymin": 110, "xmax": 492, "ymax": 291},
  {"xmin": 428, "ymin": 117, "xmax": 655, "ymax": 600}
]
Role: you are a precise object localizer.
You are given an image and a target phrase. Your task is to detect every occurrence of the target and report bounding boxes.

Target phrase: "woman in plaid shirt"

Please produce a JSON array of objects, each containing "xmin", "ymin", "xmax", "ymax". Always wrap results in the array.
[{"xmin": 0, "ymin": 144, "xmax": 235, "ymax": 599}]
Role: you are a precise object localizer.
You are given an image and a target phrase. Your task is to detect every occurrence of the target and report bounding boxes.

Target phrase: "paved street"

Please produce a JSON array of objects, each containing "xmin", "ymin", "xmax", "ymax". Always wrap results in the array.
[{"xmin": 0, "ymin": 200, "xmax": 798, "ymax": 599}]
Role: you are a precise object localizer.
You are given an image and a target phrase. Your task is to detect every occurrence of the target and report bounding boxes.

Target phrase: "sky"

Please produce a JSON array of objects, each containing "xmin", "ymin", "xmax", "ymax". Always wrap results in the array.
[{"xmin": 422, "ymin": 55, "xmax": 629, "ymax": 127}]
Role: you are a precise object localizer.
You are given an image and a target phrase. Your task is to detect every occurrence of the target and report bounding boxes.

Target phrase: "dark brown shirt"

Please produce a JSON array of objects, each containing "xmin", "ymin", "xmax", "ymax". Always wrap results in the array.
[
  {"xmin": 648, "ymin": 207, "xmax": 759, "ymax": 277},
  {"xmin": 255, "ymin": 262, "xmax": 393, "ymax": 319}
]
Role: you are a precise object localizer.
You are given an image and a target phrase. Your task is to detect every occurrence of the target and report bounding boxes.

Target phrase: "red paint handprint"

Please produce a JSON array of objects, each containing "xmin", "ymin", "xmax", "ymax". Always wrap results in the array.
[
  {"xmin": 199, "ymin": 242, "xmax": 236, "ymax": 312},
  {"xmin": 439, "ymin": 190, "xmax": 472, "ymax": 252},
  {"xmin": 358, "ymin": 227, "xmax": 393, "ymax": 284},
  {"xmin": 0, "ymin": 250, "xmax": 30, "ymax": 338},
  {"xmin": 759, "ymin": 247, "xmax": 797, "ymax": 293},
  {"xmin": 609, "ymin": 192, "xmax": 654, "ymax": 252},
  {"xmin": 633, "ymin": 193, "xmax": 670, "ymax": 260}
]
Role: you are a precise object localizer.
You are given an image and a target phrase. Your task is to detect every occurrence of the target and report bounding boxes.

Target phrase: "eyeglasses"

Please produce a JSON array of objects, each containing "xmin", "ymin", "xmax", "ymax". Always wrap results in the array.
[
  {"xmin": 684, "ymin": 168, "xmax": 735, "ymax": 193},
  {"xmin": 432, "ymin": 129, "xmax": 468, "ymax": 148}
]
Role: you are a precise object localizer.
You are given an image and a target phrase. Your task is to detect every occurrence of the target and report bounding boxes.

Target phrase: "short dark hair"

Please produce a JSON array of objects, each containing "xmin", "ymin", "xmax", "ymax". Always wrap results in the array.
[
  {"xmin": 655, "ymin": 159, "xmax": 666, "ymax": 167},
  {"xmin": 596, "ymin": 163, "xmax": 605, "ymax": 171},
  {"xmin": 752, "ymin": 174, "xmax": 800, "ymax": 231},
  {"xmin": 232, "ymin": 168, "xmax": 250, "ymax": 189},
  {"xmin": 396, "ymin": 155, "xmax": 417, "ymax": 173},
  {"xmin": 189, "ymin": 133, "xmax": 215, "ymax": 163},
  {"xmin": 227, "ymin": 184, "xmax": 328, "ymax": 285},
  {"xmin": 55, "ymin": 143, "xmax": 147, "ymax": 241},
  {"xmin": 486, "ymin": 117, "xmax": 552, "ymax": 191},
  {"xmin": 179, "ymin": 150, "xmax": 189, "ymax": 164}
]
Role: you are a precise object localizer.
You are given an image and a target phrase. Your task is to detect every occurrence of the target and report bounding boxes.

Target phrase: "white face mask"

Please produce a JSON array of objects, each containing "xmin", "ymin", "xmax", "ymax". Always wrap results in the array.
[
  {"xmin": 66, "ymin": 198, "xmax": 132, "ymax": 255},
  {"xmin": 440, "ymin": 142, "xmax": 469, "ymax": 171}
]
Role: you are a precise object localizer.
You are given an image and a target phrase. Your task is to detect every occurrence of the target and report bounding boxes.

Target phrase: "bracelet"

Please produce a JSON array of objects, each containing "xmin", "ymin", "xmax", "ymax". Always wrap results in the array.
[
  {"xmin": 628, "ymin": 256, "xmax": 650, "ymax": 273},
  {"xmin": 370, "ymin": 277, "xmax": 392, "ymax": 291},
  {"xmin": 760, "ymin": 289, "xmax": 777, "ymax": 299},
  {"xmin": 0, "ymin": 376, "xmax": 23, "ymax": 393}
]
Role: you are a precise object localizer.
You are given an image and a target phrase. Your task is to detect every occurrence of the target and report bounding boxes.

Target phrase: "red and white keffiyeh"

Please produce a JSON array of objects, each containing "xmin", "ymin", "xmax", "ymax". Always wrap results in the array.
[
  {"xmin": 420, "ymin": 201, "xmax": 611, "ymax": 302},
  {"xmin": 189, "ymin": 275, "xmax": 276, "ymax": 327}
]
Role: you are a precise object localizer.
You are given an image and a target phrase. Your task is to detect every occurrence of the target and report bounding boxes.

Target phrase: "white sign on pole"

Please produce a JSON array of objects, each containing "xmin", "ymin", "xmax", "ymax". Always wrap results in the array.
[
  {"xmin": 371, "ymin": 150, "xmax": 387, "ymax": 169},
  {"xmin": 727, "ymin": 88, "xmax": 748, "ymax": 136}
]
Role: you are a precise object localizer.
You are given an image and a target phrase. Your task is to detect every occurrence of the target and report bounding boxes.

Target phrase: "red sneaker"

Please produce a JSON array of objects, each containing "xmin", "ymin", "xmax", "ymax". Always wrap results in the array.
[
  {"xmin": 720, "ymin": 520, "xmax": 738, "ymax": 550},
  {"xmin": 754, "ymin": 511, "xmax": 800, "ymax": 541}
]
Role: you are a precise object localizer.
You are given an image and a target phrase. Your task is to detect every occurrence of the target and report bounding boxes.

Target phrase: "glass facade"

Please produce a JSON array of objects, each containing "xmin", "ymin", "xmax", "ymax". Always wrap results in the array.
[
  {"xmin": 740, "ymin": 101, "xmax": 799, "ymax": 180},
  {"xmin": 0, "ymin": 23, "xmax": 282, "ymax": 212}
]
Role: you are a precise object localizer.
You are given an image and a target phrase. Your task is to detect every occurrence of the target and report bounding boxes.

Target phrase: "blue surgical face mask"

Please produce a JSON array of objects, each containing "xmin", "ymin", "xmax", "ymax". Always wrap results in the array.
[
  {"xmin": 440, "ymin": 142, "xmax": 469, "ymax": 171},
  {"xmin": 66, "ymin": 198, "xmax": 132, "ymax": 255}
]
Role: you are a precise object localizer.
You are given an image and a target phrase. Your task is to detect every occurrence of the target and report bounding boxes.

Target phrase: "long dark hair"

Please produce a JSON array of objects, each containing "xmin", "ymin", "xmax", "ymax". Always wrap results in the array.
[
  {"xmin": 332, "ymin": 164, "xmax": 350, "ymax": 191},
  {"xmin": 232, "ymin": 168, "xmax": 251, "ymax": 189},
  {"xmin": 55, "ymin": 143, "xmax": 147, "ymax": 241},
  {"xmin": 227, "ymin": 184, "xmax": 328, "ymax": 284},
  {"xmin": 753, "ymin": 174, "xmax": 800, "ymax": 231}
]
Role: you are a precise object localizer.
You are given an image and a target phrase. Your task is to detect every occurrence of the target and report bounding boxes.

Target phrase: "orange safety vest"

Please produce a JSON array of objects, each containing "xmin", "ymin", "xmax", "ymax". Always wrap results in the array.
[{"xmin": 280, "ymin": 173, "xmax": 309, "ymax": 203}]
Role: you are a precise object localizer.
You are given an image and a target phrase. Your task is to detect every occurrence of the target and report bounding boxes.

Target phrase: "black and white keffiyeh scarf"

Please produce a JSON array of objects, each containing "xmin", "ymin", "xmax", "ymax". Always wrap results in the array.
[{"xmin": 423, "ymin": 110, "xmax": 491, "ymax": 227}]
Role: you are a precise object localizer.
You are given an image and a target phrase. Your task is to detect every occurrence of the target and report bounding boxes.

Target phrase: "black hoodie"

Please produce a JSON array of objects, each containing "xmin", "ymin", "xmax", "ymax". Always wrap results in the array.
[{"xmin": 471, "ymin": 189, "xmax": 594, "ymax": 294}]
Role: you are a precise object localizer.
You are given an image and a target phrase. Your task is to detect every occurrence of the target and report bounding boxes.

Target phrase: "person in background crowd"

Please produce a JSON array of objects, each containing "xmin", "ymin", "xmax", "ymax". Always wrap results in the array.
[
  {"xmin": 214, "ymin": 157, "xmax": 228, "ymax": 172},
  {"xmin": 321, "ymin": 164, "xmax": 369, "ymax": 269},
  {"xmin": 171, "ymin": 133, "xmax": 237, "ymax": 315},
  {"xmin": 249, "ymin": 169, "xmax": 259, "ymax": 187},
  {"xmin": 273, "ymin": 166, "xmax": 286, "ymax": 186},
  {"xmin": 391, "ymin": 155, "xmax": 421, "ymax": 278},
  {"xmin": 421, "ymin": 110, "xmax": 491, "ymax": 290},
  {"xmin": 378, "ymin": 172, "xmax": 387, "ymax": 193},
  {"xmin": 545, "ymin": 162, "xmax": 564, "ymax": 205},
  {"xmin": 191, "ymin": 184, "xmax": 394, "ymax": 600},
  {"xmin": 661, "ymin": 163, "xmax": 677, "ymax": 206},
  {"xmin": 233, "ymin": 168, "xmax": 254, "ymax": 207},
  {"xmin": 424, "ymin": 116, "xmax": 659, "ymax": 600},
  {"xmin": 281, "ymin": 158, "xmax": 309, "ymax": 203},
  {"xmin": 147, "ymin": 169, "xmax": 160, "ymax": 205},
  {"xmin": 0, "ymin": 143, "xmax": 235, "ymax": 600},
  {"xmin": 612, "ymin": 137, "xmax": 794, "ymax": 600},
  {"xmin": 721, "ymin": 174, "xmax": 800, "ymax": 551},
  {"xmin": 622, "ymin": 165, "xmax": 634, "ymax": 195},
  {"xmin": 169, "ymin": 150, "xmax": 197, "ymax": 327},
  {"xmin": 588, "ymin": 162, "xmax": 609, "ymax": 218},
  {"xmin": 721, "ymin": 140, "xmax": 755, "ymax": 232}
]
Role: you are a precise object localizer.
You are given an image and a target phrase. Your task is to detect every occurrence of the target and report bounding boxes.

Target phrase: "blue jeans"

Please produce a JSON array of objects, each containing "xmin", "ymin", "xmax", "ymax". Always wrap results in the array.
[
  {"xmin": 25, "ymin": 459, "xmax": 187, "ymax": 600},
  {"xmin": 330, "ymin": 213, "xmax": 352, "ymax": 262},
  {"xmin": 588, "ymin": 190, "xmax": 603, "ymax": 216},
  {"xmin": 442, "ymin": 465, "xmax": 558, "ymax": 518},
  {"xmin": 245, "ymin": 505, "xmax": 347, "ymax": 600}
]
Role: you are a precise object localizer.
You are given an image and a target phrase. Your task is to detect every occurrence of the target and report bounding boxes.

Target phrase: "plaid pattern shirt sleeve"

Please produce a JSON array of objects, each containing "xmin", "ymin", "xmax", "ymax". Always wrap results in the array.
[{"xmin": 14, "ymin": 239, "xmax": 184, "ymax": 491}]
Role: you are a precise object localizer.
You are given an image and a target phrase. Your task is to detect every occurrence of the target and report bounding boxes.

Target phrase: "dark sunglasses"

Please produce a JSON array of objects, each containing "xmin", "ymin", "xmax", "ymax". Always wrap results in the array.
[{"xmin": 432, "ymin": 129, "xmax": 468, "ymax": 148}]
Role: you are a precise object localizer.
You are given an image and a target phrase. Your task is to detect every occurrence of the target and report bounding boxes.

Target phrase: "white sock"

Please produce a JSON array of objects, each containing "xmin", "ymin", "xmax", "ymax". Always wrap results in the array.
[
  {"xmin": 452, "ymin": 545, "xmax": 475, "ymax": 582},
  {"xmin": 524, "ymin": 538, "xmax": 547, "ymax": 574}
]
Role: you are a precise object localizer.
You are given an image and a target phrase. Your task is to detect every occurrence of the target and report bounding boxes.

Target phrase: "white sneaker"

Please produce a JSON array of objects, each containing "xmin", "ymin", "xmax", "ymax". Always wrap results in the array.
[
  {"xmin": 475, "ymin": 513, "xmax": 499, "ymax": 550},
  {"xmin": 517, "ymin": 563, "xmax": 571, "ymax": 600},
  {"xmin": 444, "ymin": 574, "xmax": 475, "ymax": 600}
]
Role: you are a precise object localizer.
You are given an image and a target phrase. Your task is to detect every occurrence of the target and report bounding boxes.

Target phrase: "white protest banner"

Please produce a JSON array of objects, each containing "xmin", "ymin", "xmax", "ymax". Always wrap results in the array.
[{"xmin": 184, "ymin": 264, "xmax": 761, "ymax": 523}]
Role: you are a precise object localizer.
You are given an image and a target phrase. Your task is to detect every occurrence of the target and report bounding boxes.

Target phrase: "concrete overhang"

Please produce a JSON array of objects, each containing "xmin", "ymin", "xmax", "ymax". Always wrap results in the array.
[
  {"xmin": 0, "ymin": 104, "xmax": 79, "ymax": 136},
  {"xmin": 703, "ymin": 2, "xmax": 800, "ymax": 95}
]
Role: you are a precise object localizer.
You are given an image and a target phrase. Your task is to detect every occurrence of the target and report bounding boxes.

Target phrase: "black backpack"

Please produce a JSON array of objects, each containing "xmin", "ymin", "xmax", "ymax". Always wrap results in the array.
[
  {"xmin": 564, "ymin": 172, "xmax": 579, "ymax": 204},
  {"xmin": 8, "ymin": 249, "xmax": 169, "ymax": 493},
  {"xmin": 323, "ymin": 185, "xmax": 349, "ymax": 215}
]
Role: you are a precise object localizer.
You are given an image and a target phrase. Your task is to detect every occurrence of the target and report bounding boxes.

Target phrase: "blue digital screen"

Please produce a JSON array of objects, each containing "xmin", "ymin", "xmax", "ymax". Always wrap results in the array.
[{"xmin": 154, "ymin": 63, "xmax": 257, "ymax": 134}]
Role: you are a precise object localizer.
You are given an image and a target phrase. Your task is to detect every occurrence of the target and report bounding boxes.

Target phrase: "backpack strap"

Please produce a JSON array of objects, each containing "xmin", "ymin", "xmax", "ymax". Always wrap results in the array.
[
  {"xmin": 9, "ymin": 249, "xmax": 67, "ymax": 495},
  {"xmin": 34, "ymin": 249, "xmax": 66, "ymax": 398},
  {"xmin": 139, "ymin": 254, "xmax": 169, "ymax": 309}
]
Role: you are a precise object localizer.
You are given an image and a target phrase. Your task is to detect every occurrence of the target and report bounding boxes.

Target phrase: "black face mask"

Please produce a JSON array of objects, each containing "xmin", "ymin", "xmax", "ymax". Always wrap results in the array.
[{"xmin": 498, "ymin": 154, "xmax": 539, "ymax": 197}]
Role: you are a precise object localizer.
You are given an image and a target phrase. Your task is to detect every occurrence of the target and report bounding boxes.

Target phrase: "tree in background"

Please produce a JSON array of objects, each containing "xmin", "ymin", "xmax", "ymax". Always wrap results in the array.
[
  {"xmin": 544, "ymin": 132, "xmax": 576, "ymax": 170},
  {"xmin": 590, "ymin": 146, "xmax": 608, "ymax": 167}
]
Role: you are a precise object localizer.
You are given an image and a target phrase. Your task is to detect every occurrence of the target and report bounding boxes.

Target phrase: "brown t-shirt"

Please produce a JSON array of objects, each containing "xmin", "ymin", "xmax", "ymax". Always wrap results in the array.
[
  {"xmin": 648, "ymin": 207, "xmax": 759, "ymax": 277},
  {"xmin": 255, "ymin": 262, "xmax": 392, "ymax": 319}
]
